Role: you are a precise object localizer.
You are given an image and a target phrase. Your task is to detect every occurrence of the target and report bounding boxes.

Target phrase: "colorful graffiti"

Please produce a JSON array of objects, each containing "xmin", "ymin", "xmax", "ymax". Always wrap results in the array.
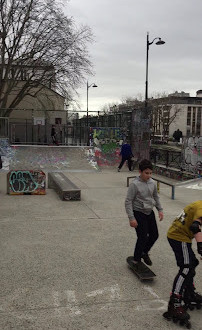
[
  {"xmin": 89, "ymin": 127, "xmax": 123, "ymax": 166},
  {"xmin": 7, "ymin": 170, "xmax": 46, "ymax": 195},
  {"xmin": 182, "ymin": 136, "xmax": 202, "ymax": 175}
]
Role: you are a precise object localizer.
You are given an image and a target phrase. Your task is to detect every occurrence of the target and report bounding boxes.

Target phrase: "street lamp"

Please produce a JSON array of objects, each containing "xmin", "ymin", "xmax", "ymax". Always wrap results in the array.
[
  {"xmin": 87, "ymin": 81, "xmax": 98, "ymax": 127},
  {"xmin": 145, "ymin": 32, "xmax": 165, "ymax": 108}
]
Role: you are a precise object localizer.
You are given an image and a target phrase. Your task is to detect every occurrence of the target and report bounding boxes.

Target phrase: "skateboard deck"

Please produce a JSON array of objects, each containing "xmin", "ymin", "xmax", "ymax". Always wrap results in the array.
[{"xmin": 127, "ymin": 256, "xmax": 156, "ymax": 280}]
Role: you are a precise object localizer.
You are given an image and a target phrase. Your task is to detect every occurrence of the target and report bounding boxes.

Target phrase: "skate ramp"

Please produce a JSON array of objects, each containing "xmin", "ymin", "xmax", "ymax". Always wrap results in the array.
[
  {"xmin": 177, "ymin": 177, "xmax": 202, "ymax": 190},
  {"xmin": 3, "ymin": 146, "xmax": 97, "ymax": 172}
]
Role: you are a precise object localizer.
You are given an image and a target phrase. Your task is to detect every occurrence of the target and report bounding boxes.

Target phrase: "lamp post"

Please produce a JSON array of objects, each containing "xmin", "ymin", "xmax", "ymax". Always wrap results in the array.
[
  {"xmin": 86, "ymin": 81, "xmax": 98, "ymax": 127},
  {"xmin": 145, "ymin": 32, "xmax": 165, "ymax": 108}
]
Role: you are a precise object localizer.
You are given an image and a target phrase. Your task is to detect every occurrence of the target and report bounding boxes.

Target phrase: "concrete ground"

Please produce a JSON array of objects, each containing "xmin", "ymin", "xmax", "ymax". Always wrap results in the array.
[{"xmin": 0, "ymin": 149, "xmax": 202, "ymax": 330}]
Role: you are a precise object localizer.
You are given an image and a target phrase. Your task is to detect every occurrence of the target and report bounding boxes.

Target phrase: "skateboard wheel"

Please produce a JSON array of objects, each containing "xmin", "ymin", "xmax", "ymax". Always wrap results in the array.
[
  {"xmin": 162, "ymin": 312, "xmax": 171, "ymax": 320},
  {"xmin": 186, "ymin": 321, "xmax": 191, "ymax": 329}
]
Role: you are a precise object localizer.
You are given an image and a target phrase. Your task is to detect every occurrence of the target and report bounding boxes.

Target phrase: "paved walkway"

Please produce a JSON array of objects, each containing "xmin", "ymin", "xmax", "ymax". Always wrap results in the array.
[{"xmin": 0, "ymin": 150, "xmax": 202, "ymax": 329}]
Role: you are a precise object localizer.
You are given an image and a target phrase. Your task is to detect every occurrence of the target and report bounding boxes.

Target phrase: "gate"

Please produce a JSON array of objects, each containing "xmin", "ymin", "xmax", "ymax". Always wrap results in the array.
[{"xmin": 0, "ymin": 117, "xmax": 9, "ymax": 138}]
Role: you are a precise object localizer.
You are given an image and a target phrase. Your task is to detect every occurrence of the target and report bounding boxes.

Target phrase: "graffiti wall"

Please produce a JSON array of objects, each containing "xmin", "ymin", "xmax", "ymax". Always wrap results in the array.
[
  {"xmin": 131, "ymin": 108, "xmax": 150, "ymax": 161},
  {"xmin": 89, "ymin": 127, "xmax": 123, "ymax": 166},
  {"xmin": 7, "ymin": 170, "xmax": 46, "ymax": 195},
  {"xmin": 182, "ymin": 136, "xmax": 202, "ymax": 175}
]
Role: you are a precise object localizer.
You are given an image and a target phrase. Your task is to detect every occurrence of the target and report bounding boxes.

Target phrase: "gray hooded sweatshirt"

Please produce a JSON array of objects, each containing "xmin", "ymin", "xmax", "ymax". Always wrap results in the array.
[{"xmin": 125, "ymin": 176, "xmax": 163, "ymax": 221}]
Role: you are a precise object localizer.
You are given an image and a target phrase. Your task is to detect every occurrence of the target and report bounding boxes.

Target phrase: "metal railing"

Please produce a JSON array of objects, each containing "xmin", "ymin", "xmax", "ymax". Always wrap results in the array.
[
  {"xmin": 150, "ymin": 146, "xmax": 182, "ymax": 169},
  {"xmin": 9, "ymin": 122, "xmax": 89, "ymax": 145}
]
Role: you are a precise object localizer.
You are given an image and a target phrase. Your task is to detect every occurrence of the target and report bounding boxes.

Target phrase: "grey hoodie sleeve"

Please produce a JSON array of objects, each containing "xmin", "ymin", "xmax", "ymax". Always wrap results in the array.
[
  {"xmin": 153, "ymin": 184, "xmax": 163, "ymax": 211},
  {"xmin": 125, "ymin": 183, "xmax": 137, "ymax": 221}
]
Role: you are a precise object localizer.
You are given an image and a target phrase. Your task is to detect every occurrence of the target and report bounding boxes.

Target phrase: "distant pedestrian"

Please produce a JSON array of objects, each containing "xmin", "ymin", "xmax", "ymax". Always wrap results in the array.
[
  {"xmin": 118, "ymin": 141, "xmax": 134, "ymax": 172},
  {"xmin": 51, "ymin": 125, "xmax": 58, "ymax": 145},
  {"xmin": 173, "ymin": 129, "xmax": 182, "ymax": 142}
]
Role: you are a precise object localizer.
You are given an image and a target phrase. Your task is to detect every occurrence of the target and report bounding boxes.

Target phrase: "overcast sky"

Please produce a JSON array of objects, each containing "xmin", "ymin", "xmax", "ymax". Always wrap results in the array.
[{"xmin": 65, "ymin": 0, "xmax": 202, "ymax": 114}]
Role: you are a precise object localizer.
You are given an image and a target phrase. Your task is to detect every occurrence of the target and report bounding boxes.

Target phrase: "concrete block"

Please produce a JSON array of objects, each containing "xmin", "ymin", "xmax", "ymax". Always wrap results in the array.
[{"xmin": 48, "ymin": 172, "xmax": 81, "ymax": 201}]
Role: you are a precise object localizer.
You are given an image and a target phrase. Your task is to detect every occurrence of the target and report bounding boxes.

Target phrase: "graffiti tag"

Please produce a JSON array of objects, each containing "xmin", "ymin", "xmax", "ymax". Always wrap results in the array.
[{"xmin": 7, "ymin": 170, "xmax": 46, "ymax": 195}]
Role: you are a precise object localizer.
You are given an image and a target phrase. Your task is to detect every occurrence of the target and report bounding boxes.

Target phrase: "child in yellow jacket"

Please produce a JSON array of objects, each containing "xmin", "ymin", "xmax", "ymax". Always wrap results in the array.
[{"xmin": 164, "ymin": 200, "xmax": 202, "ymax": 324}]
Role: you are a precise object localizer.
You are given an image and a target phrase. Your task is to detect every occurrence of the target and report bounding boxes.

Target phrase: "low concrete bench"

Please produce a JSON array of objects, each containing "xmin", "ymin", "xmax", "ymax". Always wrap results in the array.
[
  {"xmin": 127, "ymin": 175, "xmax": 176, "ymax": 200},
  {"xmin": 48, "ymin": 172, "xmax": 81, "ymax": 201}
]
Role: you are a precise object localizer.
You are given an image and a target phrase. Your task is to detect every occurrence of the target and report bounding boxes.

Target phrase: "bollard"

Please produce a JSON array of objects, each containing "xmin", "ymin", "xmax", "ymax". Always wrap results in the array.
[{"xmin": 157, "ymin": 181, "xmax": 160, "ymax": 193}]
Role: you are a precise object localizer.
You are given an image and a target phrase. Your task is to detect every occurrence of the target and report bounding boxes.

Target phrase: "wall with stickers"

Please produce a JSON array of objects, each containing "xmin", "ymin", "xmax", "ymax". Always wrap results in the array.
[{"xmin": 181, "ymin": 136, "xmax": 202, "ymax": 175}]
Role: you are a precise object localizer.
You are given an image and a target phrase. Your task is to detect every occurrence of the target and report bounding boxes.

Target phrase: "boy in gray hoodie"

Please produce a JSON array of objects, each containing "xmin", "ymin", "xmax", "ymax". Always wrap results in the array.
[{"xmin": 125, "ymin": 159, "xmax": 163, "ymax": 270}]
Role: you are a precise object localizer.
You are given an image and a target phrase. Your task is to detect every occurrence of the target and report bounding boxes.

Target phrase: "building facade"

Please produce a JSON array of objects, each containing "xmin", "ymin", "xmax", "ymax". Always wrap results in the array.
[{"xmin": 164, "ymin": 90, "xmax": 202, "ymax": 138}]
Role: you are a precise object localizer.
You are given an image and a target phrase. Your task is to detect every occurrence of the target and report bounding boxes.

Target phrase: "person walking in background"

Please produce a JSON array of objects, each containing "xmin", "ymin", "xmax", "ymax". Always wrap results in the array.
[
  {"xmin": 125, "ymin": 159, "xmax": 164, "ymax": 269},
  {"xmin": 118, "ymin": 140, "xmax": 134, "ymax": 172},
  {"xmin": 51, "ymin": 125, "xmax": 58, "ymax": 145}
]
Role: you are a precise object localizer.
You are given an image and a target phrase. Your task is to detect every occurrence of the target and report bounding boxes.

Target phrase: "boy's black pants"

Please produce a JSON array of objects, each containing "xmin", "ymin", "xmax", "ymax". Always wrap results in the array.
[
  {"xmin": 118, "ymin": 156, "xmax": 132, "ymax": 171},
  {"xmin": 133, "ymin": 210, "xmax": 159, "ymax": 262},
  {"xmin": 168, "ymin": 238, "xmax": 199, "ymax": 296}
]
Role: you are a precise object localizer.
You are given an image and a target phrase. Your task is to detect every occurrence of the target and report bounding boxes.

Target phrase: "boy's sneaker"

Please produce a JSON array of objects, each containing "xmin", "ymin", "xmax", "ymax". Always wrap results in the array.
[{"xmin": 142, "ymin": 253, "xmax": 152, "ymax": 266}]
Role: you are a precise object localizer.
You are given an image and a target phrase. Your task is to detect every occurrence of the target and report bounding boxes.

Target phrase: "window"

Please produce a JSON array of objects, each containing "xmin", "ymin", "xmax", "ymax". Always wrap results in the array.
[
  {"xmin": 196, "ymin": 108, "xmax": 201, "ymax": 136},
  {"xmin": 187, "ymin": 107, "xmax": 191, "ymax": 126},
  {"xmin": 186, "ymin": 128, "xmax": 191, "ymax": 137},
  {"xmin": 192, "ymin": 107, "xmax": 196, "ymax": 134}
]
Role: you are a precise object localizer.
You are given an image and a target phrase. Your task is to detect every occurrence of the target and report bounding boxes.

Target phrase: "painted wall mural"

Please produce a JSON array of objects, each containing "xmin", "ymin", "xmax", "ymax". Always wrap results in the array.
[
  {"xmin": 89, "ymin": 127, "xmax": 123, "ymax": 166},
  {"xmin": 7, "ymin": 170, "xmax": 46, "ymax": 195},
  {"xmin": 182, "ymin": 136, "xmax": 202, "ymax": 175}
]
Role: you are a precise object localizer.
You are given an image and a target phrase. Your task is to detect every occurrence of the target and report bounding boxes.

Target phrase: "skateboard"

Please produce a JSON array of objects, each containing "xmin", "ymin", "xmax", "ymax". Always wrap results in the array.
[{"xmin": 127, "ymin": 256, "xmax": 156, "ymax": 281}]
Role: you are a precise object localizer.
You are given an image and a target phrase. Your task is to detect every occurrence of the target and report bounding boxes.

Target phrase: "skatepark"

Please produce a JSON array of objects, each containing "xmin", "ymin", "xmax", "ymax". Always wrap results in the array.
[{"xmin": 0, "ymin": 146, "xmax": 202, "ymax": 329}]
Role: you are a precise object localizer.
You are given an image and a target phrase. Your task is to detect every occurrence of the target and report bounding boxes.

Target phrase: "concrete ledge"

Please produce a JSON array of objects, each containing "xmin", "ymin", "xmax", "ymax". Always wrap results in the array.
[
  {"xmin": 48, "ymin": 172, "xmax": 81, "ymax": 201},
  {"xmin": 152, "ymin": 164, "xmax": 196, "ymax": 181}
]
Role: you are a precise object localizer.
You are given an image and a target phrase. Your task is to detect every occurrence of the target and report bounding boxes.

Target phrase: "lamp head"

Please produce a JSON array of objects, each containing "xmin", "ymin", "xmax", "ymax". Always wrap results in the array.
[
  {"xmin": 155, "ymin": 38, "xmax": 165, "ymax": 45},
  {"xmin": 92, "ymin": 83, "xmax": 98, "ymax": 88}
]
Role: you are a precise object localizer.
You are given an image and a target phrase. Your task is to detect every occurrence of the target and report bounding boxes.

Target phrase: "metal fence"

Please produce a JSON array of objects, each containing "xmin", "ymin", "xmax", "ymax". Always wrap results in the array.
[
  {"xmin": 9, "ymin": 121, "xmax": 89, "ymax": 145},
  {"xmin": 150, "ymin": 146, "xmax": 182, "ymax": 169}
]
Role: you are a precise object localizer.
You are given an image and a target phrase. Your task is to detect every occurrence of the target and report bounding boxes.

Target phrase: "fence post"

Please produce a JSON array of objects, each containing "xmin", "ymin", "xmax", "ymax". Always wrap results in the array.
[
  {"xmin": 166, "ymin": 150, "xmax": 169, "ymax": 168},
  {"xmin": 172, "ymin": 186, "xmax": 175, "ymax": 200}
]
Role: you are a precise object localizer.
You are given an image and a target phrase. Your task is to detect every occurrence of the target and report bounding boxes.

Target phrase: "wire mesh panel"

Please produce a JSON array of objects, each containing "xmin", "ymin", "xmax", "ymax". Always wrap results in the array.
[
  {"xmin": 0, "ymin": 117, "xmax": 9, "ymax": 138},
  {"xmin": 9, "ymin": 121, "xmax": 89, "ymax": 145}
]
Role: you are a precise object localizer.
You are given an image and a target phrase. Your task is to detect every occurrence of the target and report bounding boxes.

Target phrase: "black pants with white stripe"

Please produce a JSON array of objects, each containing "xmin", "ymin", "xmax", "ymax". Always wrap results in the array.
[{"xmin": 168, "ymin": 238, "xmax": 199, "ymax": 296}]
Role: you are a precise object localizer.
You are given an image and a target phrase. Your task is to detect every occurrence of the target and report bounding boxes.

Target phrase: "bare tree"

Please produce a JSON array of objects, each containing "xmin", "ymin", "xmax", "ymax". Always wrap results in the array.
[
  {"xmin": 149, "ymin": 96, "xmax": 182, "ymax": 139},
  {"xmin": 0, "ymin": 0, "xmax": 93, "ymax": 116},
  {"xmin": 99, "ymin": 102, "xmax": 118, "ymax": 114},
  {"xmin": 107, "ymin": 93, "xmax": 182, "ymax": 140},
  {"xmin": 121, "ymin": 94, "xmax": 143, "ymax": 105}
]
